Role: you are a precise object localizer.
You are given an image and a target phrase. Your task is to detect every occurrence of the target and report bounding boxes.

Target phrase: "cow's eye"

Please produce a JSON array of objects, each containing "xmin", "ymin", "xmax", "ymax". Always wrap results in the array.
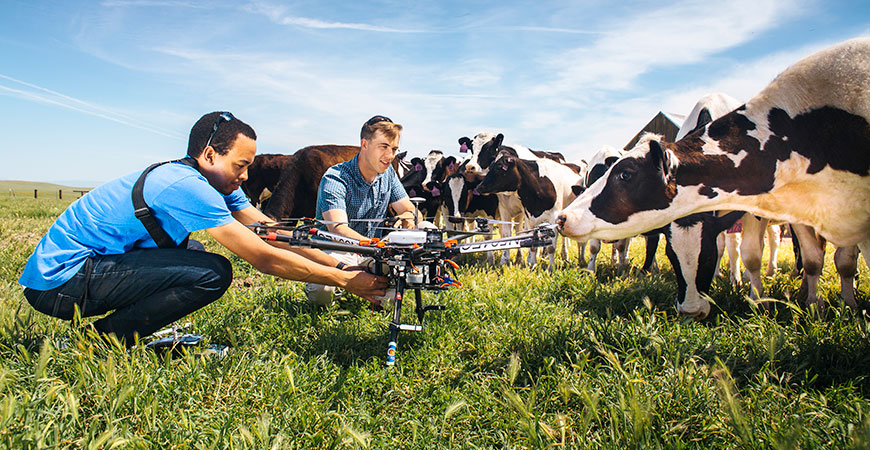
[{"xmin": 617, "ymin": 171, "xmax": 633, "ymax": 181}]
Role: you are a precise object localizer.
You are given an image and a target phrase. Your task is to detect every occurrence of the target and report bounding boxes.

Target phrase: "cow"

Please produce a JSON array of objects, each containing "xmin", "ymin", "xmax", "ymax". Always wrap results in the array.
[
  {"xmin": 672, "ymin": 93, "xmax": 783, "ymax": 281},
  {"xmin": 558, "ymin": 38, "xmax": 870, "ymax": 272},
  {"xmin": 241, "ymin": 153, "xmax": 294, "ymax": 207},
  {"xmin": 261, "ymin": 145, "xmax": 360, "ymax": 220},
  {"xmin": 400, "ymin": 150, "xmax": 460, "ymax": 226},
  {"xmin": 460, "ymin": 132, "xmax": 565, "ymax": 175},
  {"xmin": 459, "ymin": 132, "xmax": 568, "ymax": 265},
  {"xmin": 442, "ymin": 168, "xmax": 501, "ymax": 263},
  {"xmin": 572, "ymin": 145, "xmax": 632, "ymax": 273},
  {"xmin": 477, "ymin": 148, "xmax": 582, "ymax": 269}
]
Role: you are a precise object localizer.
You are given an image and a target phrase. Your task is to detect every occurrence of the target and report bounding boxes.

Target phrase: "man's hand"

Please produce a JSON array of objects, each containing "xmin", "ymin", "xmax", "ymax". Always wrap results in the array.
[{"xmin": 340, "ymin": 269, "xmax": 388, "ymax": 304}]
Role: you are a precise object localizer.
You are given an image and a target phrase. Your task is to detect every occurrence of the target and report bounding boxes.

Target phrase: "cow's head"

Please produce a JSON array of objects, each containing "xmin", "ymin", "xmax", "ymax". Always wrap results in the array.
[
  {"xmin": 666, "ymin": 211, "xmax": 745, "ymax": 319},
  {"xmin": 558, "ymin": 138, "xmax": 678, "ymax": 241},
  {"xmin": 584, "ymin": 145, "xmax": 625, "ymax": 188},
  {"xmin": 400, "ymin": 156, "xmax": 427, "ymax": 190},
  {"xmin": 476, "ymin": 149, "xmax": 520, "ymax": 196},
  {"xmin": 463, "ymin": 132, "xmax": 503, "ymax": 175}
]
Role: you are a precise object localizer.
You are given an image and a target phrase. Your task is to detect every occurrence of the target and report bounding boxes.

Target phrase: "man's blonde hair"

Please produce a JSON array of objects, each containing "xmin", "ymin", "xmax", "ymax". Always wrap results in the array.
[{"xmin": 361, "ymin": 115, "xmax": 403, "ymax": 141}]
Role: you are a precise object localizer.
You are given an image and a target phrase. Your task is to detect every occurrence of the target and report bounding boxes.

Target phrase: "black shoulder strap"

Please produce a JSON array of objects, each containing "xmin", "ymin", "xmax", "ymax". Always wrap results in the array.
[{"xmin": 132, "ymin": 157, "xmax": 198, "ymax": 249}]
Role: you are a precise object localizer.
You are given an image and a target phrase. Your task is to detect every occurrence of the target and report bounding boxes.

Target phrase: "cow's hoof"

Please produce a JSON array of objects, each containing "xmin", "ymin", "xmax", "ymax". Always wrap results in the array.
[{"xmin": 677, "ymin": 300, "xmax": 710, "ymax": 320}]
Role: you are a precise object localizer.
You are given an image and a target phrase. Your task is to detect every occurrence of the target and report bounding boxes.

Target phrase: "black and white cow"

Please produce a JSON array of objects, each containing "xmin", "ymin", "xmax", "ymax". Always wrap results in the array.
[
  {"xmin": 477, "ymin": 149, "xmax": 582, "ymax": 269},
  {"xmin": 558, "ymin": 38, "xmax": 870, "ymax": 273},
  {"xmin": 671, "ymin": 93, "xmax": 783, "ymax": 282},
  {"xmin": 574, "ymin": 146, "xmax": 632, "ymax": 273},
  {"xmin": 459, "ymin": 132, "xmax": 569, "ymax": 264},
  {"xmin": 400, "ymin": 150, "xmax": 459, "ymax": 226}
]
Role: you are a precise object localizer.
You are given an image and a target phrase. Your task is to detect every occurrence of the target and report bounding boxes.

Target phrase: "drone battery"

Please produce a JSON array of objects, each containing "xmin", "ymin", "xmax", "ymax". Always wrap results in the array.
[
  {"xmin": 385, "ymin": 230, "xmax": 427, "ymax": 245},
  {"xmin": 407, "ymin": 267, "xmax": 426, "ymax": 285}
]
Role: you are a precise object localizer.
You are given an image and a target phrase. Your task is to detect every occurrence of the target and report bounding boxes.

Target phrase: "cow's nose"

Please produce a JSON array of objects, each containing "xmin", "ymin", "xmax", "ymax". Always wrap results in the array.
[{"xmin": 556, "ymin": 214, "xmax": 567, "ymax": 229}]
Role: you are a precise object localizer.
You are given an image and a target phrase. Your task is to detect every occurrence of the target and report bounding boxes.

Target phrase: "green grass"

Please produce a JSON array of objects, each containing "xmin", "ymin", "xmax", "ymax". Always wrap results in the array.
[{"xmin": 1, "ymin": 195, "xmax": 869, "ymax": 449}]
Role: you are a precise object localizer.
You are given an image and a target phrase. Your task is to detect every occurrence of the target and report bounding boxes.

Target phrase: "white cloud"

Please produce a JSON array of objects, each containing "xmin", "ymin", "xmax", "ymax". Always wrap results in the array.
[
  {"xmin": 243, "ymin": 1, "xmax": 426, "ymax": 33},
  {"xmin": 0, "ymin": 74, "xmax": 184, "ymax": 140},
  {"xmin": 536, "ymin": 0, "xmax": 810, "ymax": 96}
]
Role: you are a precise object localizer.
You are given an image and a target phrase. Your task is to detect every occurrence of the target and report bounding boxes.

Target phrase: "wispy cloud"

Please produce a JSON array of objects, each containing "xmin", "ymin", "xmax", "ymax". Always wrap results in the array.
[
  {"xmin": 536, "ymin": 0, "xmax": 810, "ymax": 95},
  {"xmin": 0, "ymin": 74, "xmax": 184, "ymax": 140},
  {"xmin": 243, "ymin": 2, "xmax": 427, "ymax": 33},
  {"xmin": 508, "ymin": 26, "xmax": 605, "ymax": 34},
  {"xmin": 100, "ymin": 0, "xmax": 208, "ymax": 8}
]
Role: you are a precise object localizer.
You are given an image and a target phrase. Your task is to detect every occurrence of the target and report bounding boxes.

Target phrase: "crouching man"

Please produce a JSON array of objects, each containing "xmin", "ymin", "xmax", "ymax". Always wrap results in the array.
[
  {"xmin": 305, "ymin": 115, "xmax": 416, "ymax": 305},
  {"xmin": 19, "ymin": 111, "xmax": 387, "ymax": 344}
]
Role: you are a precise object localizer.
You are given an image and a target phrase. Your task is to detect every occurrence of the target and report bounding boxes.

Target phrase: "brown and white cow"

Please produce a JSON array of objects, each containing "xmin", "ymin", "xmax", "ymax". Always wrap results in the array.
[{"xmin": 558, "ymin": 38, "xmax": 870, "ymax": 270}]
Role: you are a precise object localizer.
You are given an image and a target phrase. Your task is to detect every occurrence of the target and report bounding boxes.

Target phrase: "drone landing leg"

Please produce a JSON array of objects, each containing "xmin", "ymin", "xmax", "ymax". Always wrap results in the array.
[{"xmin": 386, "ymin": 278, "xmax": 405, "ymax": 367}]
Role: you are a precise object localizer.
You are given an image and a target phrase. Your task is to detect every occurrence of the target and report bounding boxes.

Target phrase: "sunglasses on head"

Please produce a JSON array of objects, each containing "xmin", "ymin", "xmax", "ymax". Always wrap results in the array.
[
  {"xmin": 365, "ymin": 115, "xmax": 392, "ymax": 127},
  {"xmin": 205, "ymin": 112, "xmax": 235, "ymax": 149}
]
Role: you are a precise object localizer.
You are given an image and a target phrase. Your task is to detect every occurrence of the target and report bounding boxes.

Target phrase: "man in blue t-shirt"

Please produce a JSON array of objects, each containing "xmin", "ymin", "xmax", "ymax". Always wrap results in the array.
[
  {"xmin": 306, "ymin": 115, "xmax": 415, "ymax": 305},
  {"xmin": 19, "ymin": 112, "xmax": 388, "ymax": 343}
]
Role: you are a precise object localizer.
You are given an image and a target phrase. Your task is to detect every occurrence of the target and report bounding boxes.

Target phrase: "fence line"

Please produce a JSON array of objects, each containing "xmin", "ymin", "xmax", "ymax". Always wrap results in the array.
[{"xmin": 6, "ymin": 189, "xmax": 90, "ymax": 199}]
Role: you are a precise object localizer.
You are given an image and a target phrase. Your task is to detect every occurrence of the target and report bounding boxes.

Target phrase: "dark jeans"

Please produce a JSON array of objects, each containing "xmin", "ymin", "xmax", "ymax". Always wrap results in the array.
[{"xmin": 23, "ymin": 240, "xmax": 232, "ymax": 343}]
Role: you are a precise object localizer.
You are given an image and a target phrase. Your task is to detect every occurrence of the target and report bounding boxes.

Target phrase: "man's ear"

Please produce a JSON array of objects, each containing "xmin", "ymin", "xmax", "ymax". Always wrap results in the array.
[{"xmin": 201, "ymin": 145, "xmax": 217, "ymax": 165}]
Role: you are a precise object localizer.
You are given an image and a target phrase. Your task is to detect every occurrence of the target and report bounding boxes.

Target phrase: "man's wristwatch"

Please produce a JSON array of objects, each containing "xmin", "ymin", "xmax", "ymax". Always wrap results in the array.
[{"xmin": 335, "ymin": 262, "xmax": 346, "ymax": 270}]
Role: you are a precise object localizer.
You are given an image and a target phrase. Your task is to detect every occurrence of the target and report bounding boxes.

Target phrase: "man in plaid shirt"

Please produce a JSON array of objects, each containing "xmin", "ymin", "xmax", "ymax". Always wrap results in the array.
[{"xmin": 306, "ymin": 115, "xmax": 415, "ymax": 305}]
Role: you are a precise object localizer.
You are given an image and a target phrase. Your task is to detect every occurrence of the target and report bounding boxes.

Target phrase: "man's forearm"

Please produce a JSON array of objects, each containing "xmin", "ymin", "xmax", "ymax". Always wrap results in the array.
[{"xmin": 327, "ymin": 223, "xmax": 368, "ymax": 241}]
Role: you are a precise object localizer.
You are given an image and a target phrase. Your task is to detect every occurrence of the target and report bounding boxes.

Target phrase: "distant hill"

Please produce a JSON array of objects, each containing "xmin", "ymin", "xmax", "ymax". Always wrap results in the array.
[{"xmin": 0, "ymin": 180, "xmax": 94, "ymax": 194}]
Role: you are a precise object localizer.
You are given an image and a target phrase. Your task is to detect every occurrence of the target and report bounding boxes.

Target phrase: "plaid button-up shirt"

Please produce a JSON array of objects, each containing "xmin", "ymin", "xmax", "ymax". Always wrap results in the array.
[{"xmin": 315, "ymin": 155, "xmax": 408, "ymax": 238}]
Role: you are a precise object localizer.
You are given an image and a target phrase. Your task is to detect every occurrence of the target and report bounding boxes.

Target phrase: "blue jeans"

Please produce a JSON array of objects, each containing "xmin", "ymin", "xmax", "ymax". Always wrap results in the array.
[{"xmin": 23, "ymin": 240, "xmax": 232, "ymax": 343}]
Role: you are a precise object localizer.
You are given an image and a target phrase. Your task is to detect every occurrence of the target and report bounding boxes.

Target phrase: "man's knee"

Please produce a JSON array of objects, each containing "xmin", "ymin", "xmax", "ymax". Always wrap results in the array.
[
  {"xmin": 198, "ymin": 253, "xmax": 233, "ymax": 295},
  {"xmin": 305, "ymin": 283, "xmax": 336, "ymax": 306}
]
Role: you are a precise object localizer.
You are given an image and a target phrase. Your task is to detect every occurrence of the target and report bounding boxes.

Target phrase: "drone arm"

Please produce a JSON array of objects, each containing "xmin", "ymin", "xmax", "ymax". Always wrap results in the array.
[
  {"xmin": 210, "ymin": 221, "xmax": 352, "ymax": 284},
  {"xmin": 322, "ymin": 209, "xmax": 369, "ymax": 240}
]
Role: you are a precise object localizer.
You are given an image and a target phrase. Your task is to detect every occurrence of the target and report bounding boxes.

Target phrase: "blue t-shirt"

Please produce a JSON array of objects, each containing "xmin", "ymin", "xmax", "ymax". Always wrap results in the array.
[
  {"xmin": 19, "ymin": 161, "xmax": 251, "ymax": 291},
  {"xmin": 315, "ymin": 155, "xmax": 408, "ymax": 238}
]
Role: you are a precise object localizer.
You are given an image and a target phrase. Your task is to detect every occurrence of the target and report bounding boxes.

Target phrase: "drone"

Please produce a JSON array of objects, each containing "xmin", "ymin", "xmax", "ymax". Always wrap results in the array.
[{"xmin": 248, "ymin": 198, "xmax": 557, "ymax": 366}]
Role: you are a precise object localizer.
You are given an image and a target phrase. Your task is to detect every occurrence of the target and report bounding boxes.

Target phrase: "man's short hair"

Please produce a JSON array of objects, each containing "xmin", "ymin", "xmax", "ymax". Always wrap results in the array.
[
  {"xmin": 361, "ymin": 115, "xmax": 402, "ymax": 141},
  {"xmin": 187, "ymin": 111, "xmax": 257, "ymax": 157}
]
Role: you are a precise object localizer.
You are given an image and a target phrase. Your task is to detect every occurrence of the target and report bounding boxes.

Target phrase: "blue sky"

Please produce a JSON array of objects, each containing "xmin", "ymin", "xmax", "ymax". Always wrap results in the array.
[{"xmin": 1, "ymin": 0, "xmax": 868, "ymax": 186}]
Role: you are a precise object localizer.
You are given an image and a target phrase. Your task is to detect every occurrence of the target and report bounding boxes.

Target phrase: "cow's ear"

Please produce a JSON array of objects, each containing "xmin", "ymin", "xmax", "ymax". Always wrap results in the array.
[
  {"xmin": 713, "ymin": 211, "xmax": 746, "ymax": 234},
  {"xmin": 649, "ymin": 140, "xmax": 674, "ymax": 178},
  {"xmin": 445, "ymin": 156, "xmax": 456, "ymax": 171},
  {"xmin": 397, "ymin": 151, "xmax": 407, "ymax": 160},
  {"xmin": 494, "ymin": 133, "xmax": 504, "ymax": 147},
  {"xmin": 571, "ymin": 185, "xmax": 586, "ymax": 196}
]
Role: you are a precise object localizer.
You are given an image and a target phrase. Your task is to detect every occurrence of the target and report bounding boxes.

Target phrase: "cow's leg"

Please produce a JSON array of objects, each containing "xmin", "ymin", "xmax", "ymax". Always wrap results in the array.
[
  {"xmin": 560, "ymin": 234, "xmax": 569, "ymax": 263},
  {"xmin": 725, "ymin": 232, "xmax": 742, "ymax": 285},
  {"xmin": 790, "ymin": 225, "xmax": 803, "ymax": 277},
  {"xmin": 859, "ymin": 239, "xmax": 870, "ymax": 271},
  {"xmin": 587, "ymin": 239, "xmax": 602, "ymax": 273},
  {"xmin": 766, "ymin": 224, "xmax": 781, "ymax": 275},
  {"xmin": 497, "ymin": 216, "xmax": 512, "ymax": 266},
  {"xmin": 739, "ymin": 216, "xmax": 767, "ymax": 300},
  {"xmin": 528, "ymin": 246, "xmax": 538, "ymax": 268},
  {"xmin": 642, "ymin": 233, "xmax": 660, "ymax": 273},
  {"xmin": 791, "ymin": 224, "xmax": 826, "ymax": 309},
  {"xmin": 548, "ymin": 242, "xmax": 557, "ymax": 272},
  {"xmin": 714, "ymin": 232, "xmax": 726, "ymax": 279},
  {"xmin": 614, "ymin": 238, "xmax": 631, "ymax": 273},
  {"xmin": 576, "ymin": 239, "xmax": 587, "ymax": 267},
  {"xmin": 834, "ymin": 245, "xmax": 859, "ymax": 308}
]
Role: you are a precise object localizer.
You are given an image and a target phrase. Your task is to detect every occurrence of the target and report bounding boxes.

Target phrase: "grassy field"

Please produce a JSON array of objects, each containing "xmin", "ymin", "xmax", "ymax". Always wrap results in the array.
[{"xmin": 1, "ymin": 195, "xmax": 869, "ymax": 449}]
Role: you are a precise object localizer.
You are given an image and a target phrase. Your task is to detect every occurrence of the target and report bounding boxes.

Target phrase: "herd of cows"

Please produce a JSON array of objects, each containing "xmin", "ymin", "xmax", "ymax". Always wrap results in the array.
[{"xmin": 241, "ymin": 38, "xmax": 870, "ymax": 319}]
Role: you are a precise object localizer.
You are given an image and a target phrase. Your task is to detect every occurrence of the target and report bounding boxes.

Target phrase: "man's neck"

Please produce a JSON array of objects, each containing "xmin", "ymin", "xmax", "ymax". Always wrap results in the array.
[{"xmin": 357, "ymin": 159, "xmax": 378, "ymax": 183}]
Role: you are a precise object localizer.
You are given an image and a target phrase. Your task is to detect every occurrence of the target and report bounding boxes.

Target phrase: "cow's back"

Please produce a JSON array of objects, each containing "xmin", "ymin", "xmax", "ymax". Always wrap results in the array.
[{"xmin": 263, "ymin": 145, "xmax": 359, "ymax": 219}]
